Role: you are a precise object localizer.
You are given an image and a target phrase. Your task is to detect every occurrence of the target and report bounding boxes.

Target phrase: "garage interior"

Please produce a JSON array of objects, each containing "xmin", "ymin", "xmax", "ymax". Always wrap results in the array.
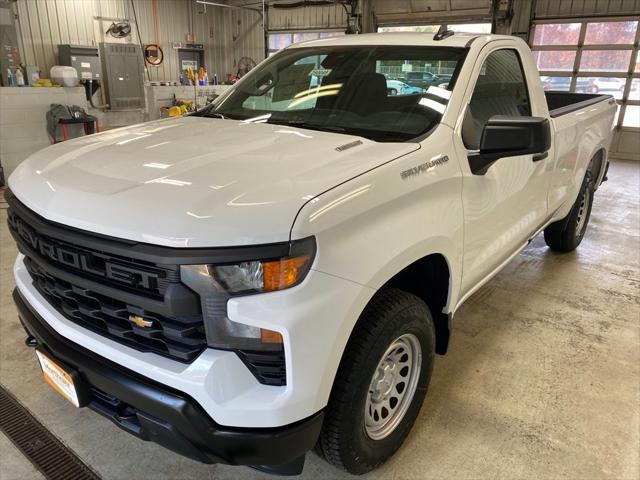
[{"xmin": 0, "ymin": 0, "xmax": 638, "ymax": 479}]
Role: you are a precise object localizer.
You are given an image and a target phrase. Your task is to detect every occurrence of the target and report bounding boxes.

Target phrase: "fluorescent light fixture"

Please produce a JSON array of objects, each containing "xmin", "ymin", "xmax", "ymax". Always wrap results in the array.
[
  {"xmin": 227, "ymin": 194, "xmax": 273, "ymax": 207},
  {"xmin": 145, "ymin": 141, "xmax": 171, "ymax": 149},
  {"xmin": 309, "ymin": 185, "xmax": 371, "ymax": 222},
  {"xmin": 288, "ymin": 89, "xmax": 339, "ymax": 109},
  {"xmin": 186, "ymin": 211, "xmax": 213, "ymax": 219},
  {"xmin": 145, "ymin": 178, "xmax": 192, "ymax": 186},
  {"xmin": 143, "ymin": 162, "xmax": 172, "ymax": 169},
  {"xmin": 209, "ymin": 182, "xmax": 235, "ymax": 190},
  {"xmin": 274, "ymin": 129, "xmax": 313, "ymax": 138},
  {"xmin": 116, "ymin": 134, "xmax": 152, "ymax": 145},
  {"xmin": 419, "ymin": 98, "xmax": 446, "ymax": 114},
  {"xmin": 242, "ymin": 114, "xmax": 272, "ymax": 124},
  {"xmin": 294, "ymin": 83, "xmax": 343, "ymax": 99},
  {"xmin": 427, "ymin": 86, "xmax": 452, "ymax": 100}
]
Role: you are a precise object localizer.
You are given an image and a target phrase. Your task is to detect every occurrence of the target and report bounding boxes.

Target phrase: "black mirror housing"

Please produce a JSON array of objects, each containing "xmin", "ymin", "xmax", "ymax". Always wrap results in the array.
[{"xmin": 469, "ymin": 115, "xmax": 551, "ymax": 175}]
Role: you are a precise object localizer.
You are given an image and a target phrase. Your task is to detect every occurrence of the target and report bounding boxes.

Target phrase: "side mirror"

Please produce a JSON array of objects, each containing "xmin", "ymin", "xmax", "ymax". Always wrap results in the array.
[{"xmin": 468, "ymin": 115, "xmax": 551, "ymax": 175}]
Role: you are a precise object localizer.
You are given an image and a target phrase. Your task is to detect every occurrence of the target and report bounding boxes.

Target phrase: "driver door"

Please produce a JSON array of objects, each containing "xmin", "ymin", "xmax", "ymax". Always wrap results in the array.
[{"xmin": 455, "ymin": 46, "xmax": 554, "ymax": 298}]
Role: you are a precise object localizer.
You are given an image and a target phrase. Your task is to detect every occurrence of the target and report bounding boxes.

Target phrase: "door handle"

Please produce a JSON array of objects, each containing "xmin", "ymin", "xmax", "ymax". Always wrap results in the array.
[{"xmin": 532, "ymin": 152, "xmax": 548, "ymax": 162}]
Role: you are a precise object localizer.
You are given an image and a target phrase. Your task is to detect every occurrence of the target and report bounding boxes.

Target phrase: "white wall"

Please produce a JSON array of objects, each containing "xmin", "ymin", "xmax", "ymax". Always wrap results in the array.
[{"xmin": 0, "ymin": 86, "xmax": 87, "ymax": 177}]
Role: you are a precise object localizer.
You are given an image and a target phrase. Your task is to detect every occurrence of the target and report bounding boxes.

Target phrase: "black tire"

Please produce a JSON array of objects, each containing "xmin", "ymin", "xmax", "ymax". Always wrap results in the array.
[
  {"xmin": 316, "ymin": 288, "xmax": 435, "ymax": 475},
  {"xmin": 544, "ymin": 170, "xmax": 595, "ymax": 252}
]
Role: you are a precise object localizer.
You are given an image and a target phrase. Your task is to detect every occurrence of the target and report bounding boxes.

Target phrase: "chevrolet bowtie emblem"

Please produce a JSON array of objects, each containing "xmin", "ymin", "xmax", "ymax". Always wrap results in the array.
[{"xmin": 129, "ymin": 315, "xmax": 153, "ymax": 328}]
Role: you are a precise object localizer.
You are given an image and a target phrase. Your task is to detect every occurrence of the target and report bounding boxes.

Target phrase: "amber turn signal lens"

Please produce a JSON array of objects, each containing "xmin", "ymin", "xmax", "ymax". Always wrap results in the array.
[
  {"xmin": 262, "ymin": 255, "xmax": 311, "ymax": 292},
  {"xmin": 260, "ymin": 328, "xmax": 283, "ymax": 344}
]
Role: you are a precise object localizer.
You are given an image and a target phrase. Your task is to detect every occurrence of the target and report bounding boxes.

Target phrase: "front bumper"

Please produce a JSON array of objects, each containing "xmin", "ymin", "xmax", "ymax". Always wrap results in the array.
[{"xmin": 14, "ymin": 288, "xmax": 323, "ymax": 471}]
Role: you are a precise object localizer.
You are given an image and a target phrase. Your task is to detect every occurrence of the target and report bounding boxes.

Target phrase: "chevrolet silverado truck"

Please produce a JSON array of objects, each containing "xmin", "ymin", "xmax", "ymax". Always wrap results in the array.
[{"xmin": 8, "ymin": 32, "xmax": 615, "ymax": 475}]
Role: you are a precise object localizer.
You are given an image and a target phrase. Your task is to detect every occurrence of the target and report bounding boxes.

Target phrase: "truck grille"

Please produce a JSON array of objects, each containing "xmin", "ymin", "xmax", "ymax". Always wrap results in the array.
[
  {"xmin": 7, "ymin": 191, "xmax": 288, "ymax": 385},
  {"xmin": 24, "ymin": 258, "xmax": 206, "ymax": 362},
  {"xmin": 7, "ymin": 194, "xmax": 206, "ymax": 363}
]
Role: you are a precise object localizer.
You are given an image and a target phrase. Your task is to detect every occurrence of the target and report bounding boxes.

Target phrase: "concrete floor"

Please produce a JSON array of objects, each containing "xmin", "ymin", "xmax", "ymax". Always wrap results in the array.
[{"xmin": 1, "ymin": 160, "xmax": 638, "ymax": 480}]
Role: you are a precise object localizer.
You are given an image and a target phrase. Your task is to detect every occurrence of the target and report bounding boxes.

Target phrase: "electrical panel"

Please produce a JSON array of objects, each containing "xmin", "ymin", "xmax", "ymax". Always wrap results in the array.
[
  {"xmin": 58, "ymin": 45, "xmax": 101, "ymax": 81},
  {"xmin": 99, "ymin": 43, "xmax": 145, "ymax": 110}
]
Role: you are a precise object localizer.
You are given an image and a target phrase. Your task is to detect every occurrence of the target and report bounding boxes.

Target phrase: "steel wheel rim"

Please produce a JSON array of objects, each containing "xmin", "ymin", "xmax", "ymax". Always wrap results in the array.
[
  {"xmin": 364, "ymin": 333, "xmax": 422, "ymax": 440},
  {"xmin": 575, "ymin": 187, "xmax": 591, "ymax": 236}
]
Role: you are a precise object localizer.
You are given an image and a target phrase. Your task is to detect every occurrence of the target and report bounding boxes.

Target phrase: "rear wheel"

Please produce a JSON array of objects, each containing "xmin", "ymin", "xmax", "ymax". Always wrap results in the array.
[
  {"xmin": 316, "ymin": 288, "xmax": 435, "ymax": 475},
  {"xmin": 544, "ymin": 170, "xmax": 595, "ymax": 252}
]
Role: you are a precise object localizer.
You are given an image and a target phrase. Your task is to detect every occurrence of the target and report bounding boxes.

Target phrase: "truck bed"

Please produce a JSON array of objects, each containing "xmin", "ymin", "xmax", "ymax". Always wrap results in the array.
[{"xmin": 545, "ymin": 91, "xmax": 614, "ymax": 118}]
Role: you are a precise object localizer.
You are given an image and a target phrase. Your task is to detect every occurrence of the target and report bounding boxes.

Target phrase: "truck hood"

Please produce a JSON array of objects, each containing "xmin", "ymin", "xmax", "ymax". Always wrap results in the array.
[{"xmin": 9, "ymin": 116, "xmax": 419, "ymax": 247}]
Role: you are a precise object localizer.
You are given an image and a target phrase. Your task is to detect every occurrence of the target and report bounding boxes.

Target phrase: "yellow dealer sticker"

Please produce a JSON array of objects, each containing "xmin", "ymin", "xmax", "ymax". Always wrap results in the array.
[{"xmin": 36, "ymin": 351, "xmax": 80, "ymax": 407}]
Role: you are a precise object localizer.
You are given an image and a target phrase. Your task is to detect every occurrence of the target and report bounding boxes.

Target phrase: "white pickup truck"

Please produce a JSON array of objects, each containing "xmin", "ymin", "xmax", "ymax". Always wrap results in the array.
[{"xmin": 8, "ymin": 32, "xmax": 615, "ymax": 475}]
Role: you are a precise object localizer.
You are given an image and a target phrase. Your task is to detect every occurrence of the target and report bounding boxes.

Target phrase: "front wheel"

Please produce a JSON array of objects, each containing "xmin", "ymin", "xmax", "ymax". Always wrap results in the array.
[
  {"xmin": 316, "ymin": 288, "xmax": 435, "ymax": 475},
  {"xmin": 544, "ymin": 170, "xmax": 595, "ymax": 252}
]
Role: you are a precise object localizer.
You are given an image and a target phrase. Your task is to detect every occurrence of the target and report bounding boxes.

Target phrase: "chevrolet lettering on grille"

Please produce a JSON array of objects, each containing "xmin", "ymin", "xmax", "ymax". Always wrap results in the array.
[{"xmin": 9, "ymin": 212, "xmax": 160, "ymax": 290}]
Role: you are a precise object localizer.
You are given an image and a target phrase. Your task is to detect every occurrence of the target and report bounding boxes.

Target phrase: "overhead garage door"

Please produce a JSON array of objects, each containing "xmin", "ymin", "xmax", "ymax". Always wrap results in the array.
[
  {"xmin": 374, "ymin": 0, "xmax": 491, "ymax": 27},
  {"xmin": 531, "ymin": 18, "xmax": 640, "ymax": 160}
]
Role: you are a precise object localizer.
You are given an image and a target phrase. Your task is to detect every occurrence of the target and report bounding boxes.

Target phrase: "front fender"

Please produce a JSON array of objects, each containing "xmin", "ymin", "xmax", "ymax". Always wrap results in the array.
[{"xmin": 290, "ymin": 126, "xmax": 464, "ymax": 313}]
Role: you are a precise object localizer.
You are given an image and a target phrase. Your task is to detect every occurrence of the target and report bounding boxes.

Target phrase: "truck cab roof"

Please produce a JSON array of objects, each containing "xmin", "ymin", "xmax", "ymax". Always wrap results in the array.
[{"xmin": 288, "ymin": 32, "xmax": 519, "ymax": 49}]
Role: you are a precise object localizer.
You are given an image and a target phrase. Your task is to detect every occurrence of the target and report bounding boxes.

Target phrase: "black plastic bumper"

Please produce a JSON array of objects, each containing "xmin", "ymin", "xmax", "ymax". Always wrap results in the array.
[{"xmin": 13, "ymin": 288, "xmax": 323, "ymax": 473}]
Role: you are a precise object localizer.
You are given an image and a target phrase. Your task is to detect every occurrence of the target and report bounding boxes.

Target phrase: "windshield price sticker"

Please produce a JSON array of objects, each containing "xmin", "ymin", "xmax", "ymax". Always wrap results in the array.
[{"xmin": 309, "ymin": 69, "xmax": 332, "ymax": 77}]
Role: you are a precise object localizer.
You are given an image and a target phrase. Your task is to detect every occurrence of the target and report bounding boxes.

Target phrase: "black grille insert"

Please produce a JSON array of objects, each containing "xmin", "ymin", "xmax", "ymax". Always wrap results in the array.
[
  {"xmin": 7, "ymin": 208, "xmax": 175, "ymax": 298},
  {"xmin": 7, "ymin": 194, "xmax": 206, "ymax": 364},
  {"xmin": 24, "ymin": 257, "xmax": 206, "ymax": 362}
]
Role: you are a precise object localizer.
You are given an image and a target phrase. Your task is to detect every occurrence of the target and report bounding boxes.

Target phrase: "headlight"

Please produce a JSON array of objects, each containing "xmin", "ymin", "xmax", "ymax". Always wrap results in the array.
[
  {"xmin": 213, "ymin": 254, "xmax": 312, "ymax": 294},
  {"xmin": 180, "ymin": 237, "xmax": 315, "ymax": 352}
]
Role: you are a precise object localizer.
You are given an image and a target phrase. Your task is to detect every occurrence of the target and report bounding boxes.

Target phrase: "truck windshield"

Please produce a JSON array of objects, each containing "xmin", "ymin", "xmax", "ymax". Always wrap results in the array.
[{"xmin": 197, "ymin": 45, "xmax": 466, "ymax": 142}]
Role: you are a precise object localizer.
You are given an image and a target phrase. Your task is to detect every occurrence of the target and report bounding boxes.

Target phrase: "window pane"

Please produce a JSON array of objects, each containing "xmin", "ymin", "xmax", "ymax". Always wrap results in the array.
[
  {"xmin": 377, "ymin": 24, "xmax": 491, "ymax": 34},
  {"xmin": 533, "ymin": 23, "xmax": 581, "ymax": 45},
  {"xmin": 293, "ymin": 32, "xmax": 320, "ymax": 43},
  {"xmin": 378, "ymin": 25, "xmax": 438, "ymax": 33},
  {"xmin": 268, "ymin": 34, "xmax": 292, "ymax": 51},
  {"xmin": 540, "ymin": 76, "xmax": 571, "ymax": 91},
  {"xmin": 636, "ymin": 52, "xmax": 640, "ymax": 72},
  {"xmin": 533, "ymin": 50, "xmax": 576, "ymax": 71},
  {"xmin": 319, "ymin": 31, "xmax": 344, "ymax": 39},
  {"xmin": 463, "ymin": 50, "xmax": 531, "ymax": 149},
  {"xmin": 448, "ymin": 23, "xmax": 491, "ymax": 33},
  {"xmin": 629, "ymin": 78, "xmax": 640, "ymax": 101},
  {"xmin": 622, "ymin": 105, "xmax": 640, "ymax": 127},
  {"xmin": 585, "ymin": 21, "xmax": 638, "ymax": 45},
  {"xmin": 579, "ymin": 77, "xmax": 626, "ymax": 98},
  {"xmin": 580, "ymin": 50, "xmax": 632, "ymax": 72}
]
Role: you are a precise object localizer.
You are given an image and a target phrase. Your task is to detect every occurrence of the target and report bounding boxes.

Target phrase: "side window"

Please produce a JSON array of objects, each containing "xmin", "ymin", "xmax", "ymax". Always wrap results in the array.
[{"xmin": 462, "ymin": 49, "xmax": 531, "ymax": 150}]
